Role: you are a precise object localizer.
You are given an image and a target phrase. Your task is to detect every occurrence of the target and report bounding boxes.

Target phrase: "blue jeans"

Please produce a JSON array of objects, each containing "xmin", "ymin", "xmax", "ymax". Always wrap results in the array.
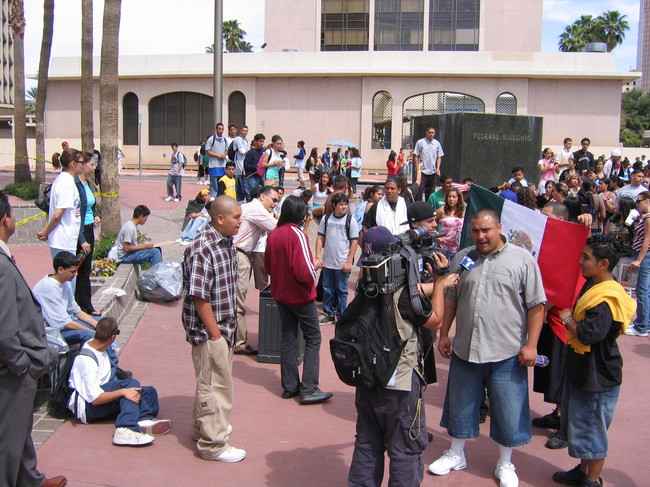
[
  {"xmin": 244, "ymin": 174, "xmax": 263, "ymax": 200},
  {"xmin": 60, "ymin": 320, "xmax": 119, "ymax": 372},
  {"xmin": 85, "ymin": 378, "xmax": 159, "ymax": 431},
  {"xmin": 121, "ymin": 247, "xmax": 162, "ymax": 267},
  {"xmin": 181, "ymin": 216, "xmax": 209, "ymax": 241},
  {"xmin": 441, "ymin": 353, "xmax": 531, "ymax": 447},
  {"xmin": 561, "ymin": 381, "xmax": 619, "ymax": 460},
  {"xmin": 167, "ymin": 174, "xmax": 182, "ymax": 199},
  {"xmin": 209, "ymin": 167, "xmax": 225, "ymax": 197},
  {"xmin": 633, "ymin": 252, "xmax": 650, "ymax": 333},
  {"xmin": 322, "ymin": 268, "xmax": 350, "ymax": 317}
]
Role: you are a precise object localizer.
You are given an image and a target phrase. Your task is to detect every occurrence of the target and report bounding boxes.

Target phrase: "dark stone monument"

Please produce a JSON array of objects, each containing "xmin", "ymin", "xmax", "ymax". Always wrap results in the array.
[{"xmin": 413, "ymin": 113, "xmax": 543, "ymax": 189}]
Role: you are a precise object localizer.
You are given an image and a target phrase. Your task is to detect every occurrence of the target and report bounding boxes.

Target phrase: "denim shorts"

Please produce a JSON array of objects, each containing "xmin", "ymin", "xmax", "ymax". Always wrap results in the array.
[
  {"xmin": 440, "ymin": 353, "xmax": 531, "ymax": 447},
  {"xmin": 561, "ymin": 381, "xmax": 619, "ymax": 460}
]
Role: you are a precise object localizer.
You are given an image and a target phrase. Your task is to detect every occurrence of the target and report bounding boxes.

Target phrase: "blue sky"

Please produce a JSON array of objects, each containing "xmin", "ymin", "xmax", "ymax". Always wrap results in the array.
[{"xmin": 23, "ymin": 0, "xmax": 640, "ymax": 88}]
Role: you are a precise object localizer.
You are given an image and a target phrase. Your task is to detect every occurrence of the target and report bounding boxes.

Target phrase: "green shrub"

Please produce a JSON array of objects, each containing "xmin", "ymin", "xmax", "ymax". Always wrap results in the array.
[
  {"xmin": 94, "ymin": 234, "xmax": 117, "ymax": 259},
  {"xmin": 3, "ymin": 182, "xmax": 39, "ymax": 200}
]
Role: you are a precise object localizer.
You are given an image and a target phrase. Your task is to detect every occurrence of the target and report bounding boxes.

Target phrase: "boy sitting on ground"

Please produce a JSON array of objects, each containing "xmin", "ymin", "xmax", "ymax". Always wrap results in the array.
[
  {"xmin": 68, "ymin": 317, "xmax": 171, "ymax": 447},
  {"xmin": 555, "ymin": 236, "xmax": 636, "ymax": 487}
]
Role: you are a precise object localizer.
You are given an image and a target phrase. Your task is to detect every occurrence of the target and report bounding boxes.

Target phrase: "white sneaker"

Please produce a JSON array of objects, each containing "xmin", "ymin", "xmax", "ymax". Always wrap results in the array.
[
  {"xmin": 495, "ymin": 461, "xmax": 519, "ymax": 487},
  {"xmin": 428, "ymin": 449, "xmax": 467, "ymax": 475},
  {"xmin": 180, "ymin": 240, "xmax": 191, "ymax": 246},
  {"xmin": 164, "ymin": 196, "xmax": 173, "ymax": 202},
  {"xmin": 625, "ymin": 326, "xmax": 648, "ymax": 337},
  {"xmin": 214, "ymin": 445, "xmax": 246, "ymax": 463},
  {"xmin": 173, "ymin": 198, "xmax": 180, "ymax": 202},
  {"xmin": 113, "ymin": 427, "xmax": 154, "ymax": 447},
  {"xmin": 175, "ymin": 238, "xmax": 183, "ymax": 244},
  {"xmin": 138, "ymin": 418, "xmax": 172, "ymax": 436}
]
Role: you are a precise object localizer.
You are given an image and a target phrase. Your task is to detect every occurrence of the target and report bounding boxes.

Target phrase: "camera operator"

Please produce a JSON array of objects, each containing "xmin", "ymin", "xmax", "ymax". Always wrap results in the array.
[{"xmin": 348, "ymin": 226, "xmax": 459, "ymax": 486}]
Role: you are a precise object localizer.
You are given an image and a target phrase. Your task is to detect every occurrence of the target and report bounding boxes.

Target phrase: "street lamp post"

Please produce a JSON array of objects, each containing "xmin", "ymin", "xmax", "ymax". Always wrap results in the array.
[{"xmin": 214, "ymin": 0, "xmax": 223, "ymax": 125}]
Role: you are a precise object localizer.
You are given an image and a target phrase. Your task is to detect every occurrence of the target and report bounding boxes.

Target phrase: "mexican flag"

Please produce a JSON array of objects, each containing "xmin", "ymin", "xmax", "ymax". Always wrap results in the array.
[{"xmin": 460, "ymin": 185, "xmax": 589, "ymax": 309}]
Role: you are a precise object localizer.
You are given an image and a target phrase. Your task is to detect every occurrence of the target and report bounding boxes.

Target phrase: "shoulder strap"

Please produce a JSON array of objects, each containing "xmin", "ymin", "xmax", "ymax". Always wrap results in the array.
[
  {"xmin": 345, "ymin": 213, "xmax": 352, "ymax": 236},
  {"xmin": 78, "ymin": 347, "xmax": 99, "ymax": 364},
  {"xmin": 324, "ymin": 212, "xmax": 331, "ymax": 232}
]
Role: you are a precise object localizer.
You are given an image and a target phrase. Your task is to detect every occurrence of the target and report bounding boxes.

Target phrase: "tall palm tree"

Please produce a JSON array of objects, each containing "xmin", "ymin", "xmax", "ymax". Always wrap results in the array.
[
  {"xmin": 81, "ymin": 0, "xmax": 94, "ymax": 153},
  {"xmin": 205, "ymin": 20, "xmax": 253, "ymax": 53},
  {"xmin": 34, "ymin": 0, "xmax": 54, "ymax": 186},
  {"xmin": 99, "ymin": 0, "xmax": 122, "ymax": 235},
  {"xmin": 599, "ymin": 10, "xmax": 629, "ymax": 52},
  {"xmin": 558, "ymin": 24, "xmax": 586, "ymax": 52},
  {"xmin": 10, "ymin": 0, "xmax": 31, "ymax": 183}
]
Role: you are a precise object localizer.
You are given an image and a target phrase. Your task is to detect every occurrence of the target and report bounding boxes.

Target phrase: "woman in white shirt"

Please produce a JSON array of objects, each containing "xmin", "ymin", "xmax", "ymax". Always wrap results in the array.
[{"xmin": 37, "ymin": 148, "xmax": 85, "ymax": 259}]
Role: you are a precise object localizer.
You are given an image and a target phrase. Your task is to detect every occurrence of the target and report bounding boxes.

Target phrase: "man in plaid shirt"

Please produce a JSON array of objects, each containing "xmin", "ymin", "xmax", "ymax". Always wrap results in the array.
[{"xmin": 182, "ymin": 195, "xmax": 247, "ymax": 463}]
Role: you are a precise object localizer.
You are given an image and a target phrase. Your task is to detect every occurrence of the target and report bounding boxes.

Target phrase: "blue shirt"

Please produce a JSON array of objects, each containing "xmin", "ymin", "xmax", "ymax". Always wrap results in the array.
[{"xmin": 83, "ymin": 183, "xmax": 95, "ymax": 225}]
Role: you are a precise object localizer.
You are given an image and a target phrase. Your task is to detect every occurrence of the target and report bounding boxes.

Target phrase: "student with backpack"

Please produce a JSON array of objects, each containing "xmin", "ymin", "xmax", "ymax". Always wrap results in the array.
[
  {"xmin": 67, "ymin": 317, "xmax": 171, "ymax": 447},
  {"xmin": 164, "ymin": 143, "xmax": 186, "ymax": 202},
  {"xmin": 314, "ymin": 193, "xmax": 359, "ymax": 324}
]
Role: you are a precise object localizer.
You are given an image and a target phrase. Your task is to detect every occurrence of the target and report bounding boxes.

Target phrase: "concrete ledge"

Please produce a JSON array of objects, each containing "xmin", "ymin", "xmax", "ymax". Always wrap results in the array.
[{"xmin": 92, "ymin": 263, "xmax": 141, "ymax": 324}]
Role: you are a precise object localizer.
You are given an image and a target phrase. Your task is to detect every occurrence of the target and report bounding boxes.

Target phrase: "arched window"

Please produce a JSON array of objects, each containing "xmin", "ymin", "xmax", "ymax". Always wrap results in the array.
[
  {"xmin": 122, "ymin": 92, "xmax": 138, "ymax": 145},
  {"xmin": 496, "ymin": 92, "xmax": 517, "ymax": 115},
  {"xmin": 148, "ymin": 92, "xmax": 213, "ymax": 146},
  {"xmin": 228, "ymin": 91, "xmax": 246, "ymax": 129},
  {"xmin": 401, "ymin": 91, "xmax": 485, "ymax": 149},
  {"xmin": 372, "ymin": 91, "xmax": 392, "ymax": 149}
]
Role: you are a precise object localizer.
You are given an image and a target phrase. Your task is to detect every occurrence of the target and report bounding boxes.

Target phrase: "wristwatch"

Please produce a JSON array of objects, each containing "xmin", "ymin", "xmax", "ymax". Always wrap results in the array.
[{"xmin": 562, "ymin": 316, "xmax": 573, "ymax": 326}]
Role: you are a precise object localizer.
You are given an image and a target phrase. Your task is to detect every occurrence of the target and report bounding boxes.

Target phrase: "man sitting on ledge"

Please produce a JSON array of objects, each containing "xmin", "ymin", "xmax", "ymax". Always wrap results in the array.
[
  {"xmin": 116, "ymin": 205, "xmax": 163, "ymax": 267},
  {"xmin": 68, "ymin": 317, "xmax": 171, "ymax": 447}
]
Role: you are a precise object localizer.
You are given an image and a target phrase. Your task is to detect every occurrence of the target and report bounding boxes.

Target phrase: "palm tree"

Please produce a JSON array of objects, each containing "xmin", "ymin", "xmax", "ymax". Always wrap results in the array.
[
  {"xmin": 81, "ymin": 0, "xmax": 95, "ymax": 154},
  {"xmin": 99, "ymin": 0, "xmax": 122, "ymax": 235},
  {"xmin": 34, "ymin": 0, "xmax": 54, "ymax": 186},
  {"xmin": 599, "ymin": 10, "xmax": 629, "ymax": 52},
  {"xmin": 558, "ymin": 24, "xmax": 586, "ymax": 52},
  {"xmin": 204, "ymin": 20, "xmax": 252, "ymax": 53},
  {"xmin": 10, "ymin": 0, "xmax": 31, "ymax": 183}
]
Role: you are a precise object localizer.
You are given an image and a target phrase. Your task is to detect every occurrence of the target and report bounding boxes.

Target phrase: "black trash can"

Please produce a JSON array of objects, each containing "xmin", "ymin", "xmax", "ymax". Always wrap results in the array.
[{"xmin": 257, "ymin": 286, "xmax": 305, "ymax": 364}]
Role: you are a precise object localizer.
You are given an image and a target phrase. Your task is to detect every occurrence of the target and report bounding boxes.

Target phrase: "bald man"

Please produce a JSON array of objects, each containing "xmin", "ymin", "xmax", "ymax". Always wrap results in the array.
[{"xmin": 181, "ymin": 195, "xmax": 247, "ymax": 463}]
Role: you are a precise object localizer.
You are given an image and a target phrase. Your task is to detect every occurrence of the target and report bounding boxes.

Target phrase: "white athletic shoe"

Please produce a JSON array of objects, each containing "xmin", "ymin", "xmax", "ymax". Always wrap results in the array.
[
  {"xmin": 625, "ymin": 326, "xmax": 648, "ymax": 337},
  {"xmin": 495, "ymin": 461, "xmax": 519, "ymax": 487},
  {"xmin": 113, "ymin": 427, "xmax": 154, "ymax": 447},
  {"xmin": 164, "ymin": 196, "xmax": 173, "ymax": 202},
  {"xmin": 180, "ymin": 240, "xmax": 191, "ymax": 246},
  {"xmin": 175, "ymin": 238, "xmax": 183, "ymax": 244},
  {"xmin": 214, "ymin": 445, "xmax": 246, "ymax": 463},
  {"xmin": 428, "ymin": 449, "xmax": 467, "ymax": 475},
  {"xmin": 173, "ymin": 198, "xmax": 180, "ymax": 202},
  {"xmin": 138, "ymin": 418, "xmax": 172, "ymax": 436}
]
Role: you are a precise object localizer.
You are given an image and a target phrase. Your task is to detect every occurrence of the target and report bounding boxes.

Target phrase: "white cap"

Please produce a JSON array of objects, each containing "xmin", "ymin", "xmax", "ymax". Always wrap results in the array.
[{"xmin": 611, "ymin": 148, "xmax": 622, "ymax": 157}]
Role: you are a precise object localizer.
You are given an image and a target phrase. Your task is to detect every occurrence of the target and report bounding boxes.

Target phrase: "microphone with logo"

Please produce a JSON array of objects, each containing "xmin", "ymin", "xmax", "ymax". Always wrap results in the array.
[{"xmin": 455, "ymin": 249, "xmax": 481, "ymax": 276}]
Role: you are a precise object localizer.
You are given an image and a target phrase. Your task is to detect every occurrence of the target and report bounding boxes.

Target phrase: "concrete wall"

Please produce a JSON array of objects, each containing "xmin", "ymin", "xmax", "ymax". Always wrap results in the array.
[
  {"xmin": 264, "ymin": 0, "xmax": 320, "ymax": 52},
  {"xmin": 480, "ymin": 0, "xmax": 542, "ymax": 52}
]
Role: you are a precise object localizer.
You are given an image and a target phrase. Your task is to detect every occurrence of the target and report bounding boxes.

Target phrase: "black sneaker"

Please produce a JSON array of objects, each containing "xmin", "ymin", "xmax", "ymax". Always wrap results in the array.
[
  {"xmin": 552, "ymin": 464, "xmax": 585, "ymax": 486},
  {"xmin": 532, "ymin": 410, "xmax": 560, "ymax": 429},
  {"xmin": 580, "ymin": 477, "xmax": 603, "ymax": 487},
  {"xmin": 545, "ymin": 429, "xmax": 568, "ymax": 449},
  {"xmin": 115, "ymin": 368, "xmax": 133, "ymax": 380}
]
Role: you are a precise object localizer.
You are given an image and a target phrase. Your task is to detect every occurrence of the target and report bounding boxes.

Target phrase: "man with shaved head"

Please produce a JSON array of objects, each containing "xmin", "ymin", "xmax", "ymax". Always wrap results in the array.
[
  {"xmin": 182, "ymin": 195, "xmax": 247, "ymax": 463},
  {"xmin": 429, "ymin": 208, "xmax": 546, "ymax": 487}
]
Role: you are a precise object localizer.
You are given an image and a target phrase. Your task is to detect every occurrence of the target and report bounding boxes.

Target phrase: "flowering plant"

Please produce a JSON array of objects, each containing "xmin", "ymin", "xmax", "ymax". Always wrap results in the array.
[{"xmin": 91, "ymin": 259, "xmax": 118, "ymax": 277}]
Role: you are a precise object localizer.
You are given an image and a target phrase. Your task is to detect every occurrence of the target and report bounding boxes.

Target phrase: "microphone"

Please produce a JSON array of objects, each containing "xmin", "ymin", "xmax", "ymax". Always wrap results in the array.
[{"xmin": 455, "ymin": 249, "xmax": 480, "ymax": 275}]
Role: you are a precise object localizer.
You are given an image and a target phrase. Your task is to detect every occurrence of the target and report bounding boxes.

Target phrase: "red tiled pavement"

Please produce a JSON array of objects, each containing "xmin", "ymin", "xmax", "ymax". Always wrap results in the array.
[{"xmin": 4, "ymin": 171, "xmax": 650, "ymax": 486}]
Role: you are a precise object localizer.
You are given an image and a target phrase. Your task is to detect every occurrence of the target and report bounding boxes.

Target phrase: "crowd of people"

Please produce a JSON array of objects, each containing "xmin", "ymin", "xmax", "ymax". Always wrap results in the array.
[{"xmin": 1, "ymin": 124, "xmax": 645, "ymax": 487}]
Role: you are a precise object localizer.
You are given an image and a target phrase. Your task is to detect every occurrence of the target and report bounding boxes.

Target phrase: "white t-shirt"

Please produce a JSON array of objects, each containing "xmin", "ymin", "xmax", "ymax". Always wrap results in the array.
[
  {"xmin": 48, "ymin": 171, "xmax": 81, "ymax": 251},
  {"xmin": 68, "ymin": 343, "xmax": 112, "ymax": 423}
]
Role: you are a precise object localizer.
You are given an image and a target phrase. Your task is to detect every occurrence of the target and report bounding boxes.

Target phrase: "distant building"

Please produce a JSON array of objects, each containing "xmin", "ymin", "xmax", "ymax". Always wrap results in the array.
[
  {"xmin": 0, "ymin": 0, "xmax": 14, "ymax": 136},
  {"xmin": 38, "ymin": 0, "xmax": 638, "ymax": 170}
]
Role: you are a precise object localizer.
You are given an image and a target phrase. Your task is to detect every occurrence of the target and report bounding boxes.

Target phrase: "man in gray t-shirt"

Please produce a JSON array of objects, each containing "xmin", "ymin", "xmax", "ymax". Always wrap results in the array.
[
  {"xmin": 314, "ymin": 193, "xmax": 358, "ymax": 323},
  {"xmin": 116, "ymin": 205, "xmax": 162, "ymax": 267},
  {"xmin": 429, "ymin": 209, "xmax": 546, "ymax": 487}
]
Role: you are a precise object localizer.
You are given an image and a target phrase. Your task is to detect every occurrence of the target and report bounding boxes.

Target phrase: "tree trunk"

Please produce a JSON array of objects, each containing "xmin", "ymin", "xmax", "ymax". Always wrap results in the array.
[
  {"xmin": 34, "ymin": 0, "xmax": 54, "ymax": 186},
  {"xmin": 81, "ymin": 0, "xmax": 94, "ymax": 153},
  {"xmin": 99, "ymin": 0, "xmax": 122, "ymax": 235},
  {"xmin": 10, "ymin": 0, "xmax": 31, "ymax": 183}
]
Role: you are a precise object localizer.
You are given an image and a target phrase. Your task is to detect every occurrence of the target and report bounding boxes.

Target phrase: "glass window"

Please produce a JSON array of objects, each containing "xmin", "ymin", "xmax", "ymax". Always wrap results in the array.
[
  {"xmin": 401, "ymin": 91, "xmax": 485, "ymax": 148},
  {"xmin": 228, "ymin": 91, "xmax": 246, "ymax": 129},
  {"xmin": 322, "ymin": 0, "xmax": 369, "ymax": 51},
  {"xmin": 429, "ymin": 0, "xmax": 479, "ymax": 51},
  {"xmin": 375, "ymin": 0, "xmax": 423, "ymax": 51},
  {"xmin": 122, "ymin": 92, "xmax": 139, "ymax": 146},
  {"xmin": 148, "ymin": 92, "xmax": 213, "ymax": 146},
  {"xmin": 496, "ymin": 92, "xmax": 517, "ymax": 115},
  {"xmin": 372, "ymin": 91, "xmax": 393, "ymax": 149}
]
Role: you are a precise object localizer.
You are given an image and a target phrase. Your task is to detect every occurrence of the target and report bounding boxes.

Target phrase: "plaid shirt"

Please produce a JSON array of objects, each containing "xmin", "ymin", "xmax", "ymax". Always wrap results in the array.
[{"xmin": 182, "ymin": 224, "xmax": 238, "ymax": 346}]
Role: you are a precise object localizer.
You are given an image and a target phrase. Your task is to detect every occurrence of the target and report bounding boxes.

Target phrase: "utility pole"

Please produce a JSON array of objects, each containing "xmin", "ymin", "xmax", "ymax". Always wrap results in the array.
[{"xmin": 214, "ymin": 0, "xmax": 223, "ymax": 125}]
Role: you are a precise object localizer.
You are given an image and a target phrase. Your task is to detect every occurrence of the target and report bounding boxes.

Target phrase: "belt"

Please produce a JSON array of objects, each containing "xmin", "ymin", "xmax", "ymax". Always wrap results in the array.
[{"xmin": 236, "ymin": 248, "xmax": 248, "ymax": 254}]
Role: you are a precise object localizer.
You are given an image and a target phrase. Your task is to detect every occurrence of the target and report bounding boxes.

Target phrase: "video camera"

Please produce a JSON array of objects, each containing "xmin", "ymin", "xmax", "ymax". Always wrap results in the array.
[{"xmin": 361, "ymin": 227, "xmax": 449, "ymax": 297}]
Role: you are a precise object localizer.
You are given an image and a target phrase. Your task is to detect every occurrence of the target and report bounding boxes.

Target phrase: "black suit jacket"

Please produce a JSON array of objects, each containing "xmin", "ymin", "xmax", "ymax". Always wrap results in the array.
[{"xmin": 0, "ymin": 249, "xmax": 49, "ymax": 379}]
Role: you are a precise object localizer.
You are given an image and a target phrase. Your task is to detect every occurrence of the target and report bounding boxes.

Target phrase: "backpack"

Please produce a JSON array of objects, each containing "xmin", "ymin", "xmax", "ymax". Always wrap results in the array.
[
  {"xmin": 50, "ymin": 345, "xmax": 98, "ymax": 417},
  {"xmin": 257, "ymin": 149, "xmax": 271, "ymax": 178},
  {"xmin": 329, "ymin": 292, "xmax": 405, "ymax": 389},
  {"xmin": 323, "ymin": 212, "xmax": 352, "ymax": 237},
  {"xmin": 227, "ymin": 139, "xmax": 237, "ymax": 162},
  {"xmin": 35, "ymin": 183, "xmax": 52, "ymax": 213}
]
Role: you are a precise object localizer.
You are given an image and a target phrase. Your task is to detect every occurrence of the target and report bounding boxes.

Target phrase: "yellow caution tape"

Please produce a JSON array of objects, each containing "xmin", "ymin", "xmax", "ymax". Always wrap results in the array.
[
  {"xmin": 100, "ymin": 192, "xmax": 119, "ymax": 198},
  {"xmin": 16, "ymin": 212, "xmax": 46, "ymax": 226}
]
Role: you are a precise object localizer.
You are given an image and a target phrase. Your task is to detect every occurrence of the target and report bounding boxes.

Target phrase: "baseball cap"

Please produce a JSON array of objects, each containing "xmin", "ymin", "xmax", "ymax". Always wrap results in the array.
[
  {"xmin": 611, "ymin": 148, "xmax": 622, "ymax": 157},
  {"xmin": 199, "ymin": 189, "xmax": 210, "ymax": 195},
  {"xmin": 407, "ymin": 202, "xmax": 435, "ymax": 223},
  {"xmin": 61, "ymin": 141, "xmax": 68, "ymax": 148},
  {"xmin": 361, "ymin": 226, "xmax": 396, "ymax": 256}
]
